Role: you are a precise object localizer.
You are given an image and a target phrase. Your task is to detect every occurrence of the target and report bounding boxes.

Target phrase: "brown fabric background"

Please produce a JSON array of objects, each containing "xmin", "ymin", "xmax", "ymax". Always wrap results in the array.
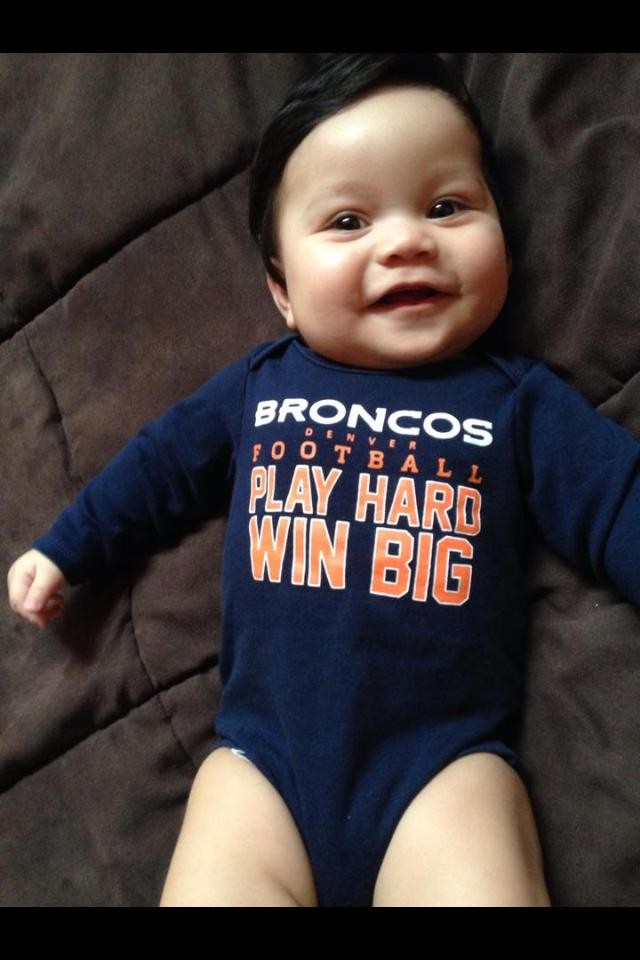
[{"xmin": 1, "ymin": 52, "xmax": 639, "ymax": 906}]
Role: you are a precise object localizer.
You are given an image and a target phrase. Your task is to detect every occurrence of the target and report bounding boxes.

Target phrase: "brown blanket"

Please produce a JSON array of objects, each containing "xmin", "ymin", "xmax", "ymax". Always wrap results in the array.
[{"xmin": 2, "ymin": 52, "xmax": 639, "ymax": 906}]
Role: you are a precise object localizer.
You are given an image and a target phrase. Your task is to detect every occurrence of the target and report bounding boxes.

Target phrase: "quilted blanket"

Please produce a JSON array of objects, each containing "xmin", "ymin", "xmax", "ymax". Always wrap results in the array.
[{"xmin": 2, "ymin": 52, "xmax": 640, "ymax": 906}]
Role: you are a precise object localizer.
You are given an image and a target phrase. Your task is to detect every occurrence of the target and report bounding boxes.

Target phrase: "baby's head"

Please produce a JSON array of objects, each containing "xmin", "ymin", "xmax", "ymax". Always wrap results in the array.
[{"xmin": 249, "ymin": 53, "xmax": 510, "ymax": 370}]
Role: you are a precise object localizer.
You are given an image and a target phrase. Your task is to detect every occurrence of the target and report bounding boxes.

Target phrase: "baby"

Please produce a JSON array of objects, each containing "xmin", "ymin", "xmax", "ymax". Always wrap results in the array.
[{"xmin": 8, "ymin": 53, "xmax": 640, "ymax": 907}]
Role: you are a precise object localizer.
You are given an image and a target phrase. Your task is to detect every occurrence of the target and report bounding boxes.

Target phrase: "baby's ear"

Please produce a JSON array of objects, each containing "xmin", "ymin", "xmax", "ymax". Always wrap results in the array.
[{"xmin": 266, "ymin": 265, "xmax": 297, "ymax": 330}]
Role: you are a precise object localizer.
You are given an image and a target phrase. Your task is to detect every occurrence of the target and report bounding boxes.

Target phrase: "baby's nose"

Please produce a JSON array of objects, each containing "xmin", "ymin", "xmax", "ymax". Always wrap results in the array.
[{"xmin": 375, "ymin": 218, "xmax": 437, "ymax": 262}]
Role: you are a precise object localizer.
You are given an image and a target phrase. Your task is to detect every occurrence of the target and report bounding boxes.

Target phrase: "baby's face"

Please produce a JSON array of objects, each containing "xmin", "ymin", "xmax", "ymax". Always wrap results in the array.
[{"xmin": 266, "ymin": 85, "xmax": 509, "ymax": 370}]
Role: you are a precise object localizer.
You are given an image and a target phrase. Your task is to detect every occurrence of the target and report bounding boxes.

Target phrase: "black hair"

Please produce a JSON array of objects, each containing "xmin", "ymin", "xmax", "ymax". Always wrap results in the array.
[{"xmin": 249, "ymin": 53, "xmax": 506, "ymax": 287}]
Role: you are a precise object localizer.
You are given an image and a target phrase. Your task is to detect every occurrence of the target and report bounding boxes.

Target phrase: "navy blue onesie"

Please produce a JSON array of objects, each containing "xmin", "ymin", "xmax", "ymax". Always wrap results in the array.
[{"xmin": 34, "ymin": 335, "xmax": 640, "ymax": 906}]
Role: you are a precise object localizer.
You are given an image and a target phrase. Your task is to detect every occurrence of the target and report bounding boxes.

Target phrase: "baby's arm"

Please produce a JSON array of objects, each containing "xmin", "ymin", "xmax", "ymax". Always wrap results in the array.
[
  {"xmin": 7, "ymin": 549, "xmax": 68, "ymax": 629},
  {"xmin": 516, "ymin": 361, "xmax": 640, "ymax": 603},
  {"xmin": 6, "ymin": 351, "xmax": 250, "ymax": 627}
]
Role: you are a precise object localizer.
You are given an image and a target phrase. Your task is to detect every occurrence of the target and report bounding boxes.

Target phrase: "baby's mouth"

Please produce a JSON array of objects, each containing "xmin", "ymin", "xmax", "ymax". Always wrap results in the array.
[{"xmin": 376, "ymin": 286, "xmax": 440, "ymax": 306}]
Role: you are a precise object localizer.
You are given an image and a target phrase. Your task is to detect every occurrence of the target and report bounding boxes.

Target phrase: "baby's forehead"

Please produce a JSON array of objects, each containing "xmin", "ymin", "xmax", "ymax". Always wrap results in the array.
[
  {"xmin": 278, "ymin": 86, "xmax": 484, "ymax": 198},
  {"xmin": 293, "ymin": 86, "xmax": 477, "ymax": 160}
]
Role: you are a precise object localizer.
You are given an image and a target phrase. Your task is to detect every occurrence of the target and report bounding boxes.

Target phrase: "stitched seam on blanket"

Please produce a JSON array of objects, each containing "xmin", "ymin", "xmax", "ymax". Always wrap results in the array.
[
  {"xmin": 596, "ymin": 374, "xmax": 640, "ymax": 412},
  {"xmin": 0, "ymin": 654, "xmax": 219, "ymax": 792},
  {"xmin": 23, "ymin": 328, "xmax": 83, "ymax": 484},
  {"xmin": 0, "ymin": 146, "xmax": 256, "ymax": 346},
  {"xmin": 126, "ymin": 583, "xmax": 200, "ymax": 771}
]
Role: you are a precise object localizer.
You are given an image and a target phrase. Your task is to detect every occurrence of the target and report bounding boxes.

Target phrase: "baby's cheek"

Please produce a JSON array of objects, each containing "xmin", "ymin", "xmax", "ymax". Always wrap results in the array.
[
  {"xmin": 474, "ymin": 244, "xmax": 509, "ymax": 300},
  {"xmin": 307, "ymin": 275, "xmax": 354, "ymax": 315}
]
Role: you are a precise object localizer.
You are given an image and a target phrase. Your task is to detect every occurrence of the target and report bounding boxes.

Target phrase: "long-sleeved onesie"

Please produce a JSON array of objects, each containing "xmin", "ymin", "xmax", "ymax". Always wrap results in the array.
[{"xmin": 34, "ymin": 334, "xmax": 640, "ymax": 906}]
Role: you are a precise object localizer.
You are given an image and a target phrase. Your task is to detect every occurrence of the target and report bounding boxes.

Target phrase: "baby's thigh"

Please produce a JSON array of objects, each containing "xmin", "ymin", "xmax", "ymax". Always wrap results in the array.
[
  {"xmin": 373, "ymin": 752, "xmax": 550, "ymax": 906},
  {"xmin": 160, "ymin": 747, "xmax": 317, "ymax": 906}
]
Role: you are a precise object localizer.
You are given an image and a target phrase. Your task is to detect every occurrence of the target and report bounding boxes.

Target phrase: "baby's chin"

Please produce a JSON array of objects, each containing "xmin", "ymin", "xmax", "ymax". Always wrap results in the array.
[
  {"xmin": 345, "ymin": 340, "xmax": 477, "ymax": 370},
  {"xmin": 314, "ymin": 346, "xmax": 460, "ymax": 371},
  {"xmin": 298, "ymin": 323, "xmax": 491, "ymax": 369}
]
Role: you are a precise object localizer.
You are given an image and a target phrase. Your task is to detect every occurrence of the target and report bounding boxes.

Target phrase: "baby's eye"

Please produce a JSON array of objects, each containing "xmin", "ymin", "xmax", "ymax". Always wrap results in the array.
[
  {"xmin": 331, "ymin": 213, "xmax": 365, "ymax": 231},
  {"xmin": 427, "ymin": 199, "xmax": 462, "ymax": 219}
]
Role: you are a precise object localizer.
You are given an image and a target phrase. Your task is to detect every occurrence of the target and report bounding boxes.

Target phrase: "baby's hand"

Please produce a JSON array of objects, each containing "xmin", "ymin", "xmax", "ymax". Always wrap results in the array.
[{"xmin": 7, "ymin": 549, "xmax": 68, "ymax": 629}]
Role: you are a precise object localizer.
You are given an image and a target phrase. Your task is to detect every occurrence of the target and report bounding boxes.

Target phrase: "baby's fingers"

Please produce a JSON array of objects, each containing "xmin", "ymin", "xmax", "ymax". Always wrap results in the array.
[
  {"xmin": 8, "ymin": 565, "xmax": 34, "ymax": 612},
  {"xmin": 23, "ymin": 579, "xmax": 50, "ymax": 613},
  {"xmin": 34, "ymin": 594, "xmax": 65, "ymax": 629},
  {"xmin": 8, "ymin": 550, "xmax": 67, "ymax": 627},
  {"xmin": 21, "ymin": 601, "xmax": 62, "ymax": 630},
  {"xmin": 12, "ymin": 591, "xmax": 64, "ymax": 629}
]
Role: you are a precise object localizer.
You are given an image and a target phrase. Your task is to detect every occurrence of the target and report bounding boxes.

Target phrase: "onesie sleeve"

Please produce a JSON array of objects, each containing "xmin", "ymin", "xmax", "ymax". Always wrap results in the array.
[
  {"xmin": 514, "ymin": 362, "xmax": 640, "ymax": 605},
  {"xmin": 33, "ymin": 354, "xmax": 251, "ymax": 585}
]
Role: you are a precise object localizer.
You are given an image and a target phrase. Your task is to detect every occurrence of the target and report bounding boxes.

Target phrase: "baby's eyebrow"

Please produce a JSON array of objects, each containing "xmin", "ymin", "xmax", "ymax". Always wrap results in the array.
[
  {"xmin": 300, "ymin": 181, "xmax": 368, "ymax": 214},
  {"xmin": 309, "ymin": 179, "xmax": 364, "ymax": 195},
  {"xmin": 303, "ymin": 181, "xmax": 364, "ymax": 213}
]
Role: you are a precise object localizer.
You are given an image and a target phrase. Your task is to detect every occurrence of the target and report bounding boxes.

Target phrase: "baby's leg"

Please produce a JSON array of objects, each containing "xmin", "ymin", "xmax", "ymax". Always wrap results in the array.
[
  {"xmin": 160, "ymin": 748, "xmax": 318, "ymax": 906},
  {"xmin": 373, "ymin": 752, "xmax": 550, "ymax": 906}
]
